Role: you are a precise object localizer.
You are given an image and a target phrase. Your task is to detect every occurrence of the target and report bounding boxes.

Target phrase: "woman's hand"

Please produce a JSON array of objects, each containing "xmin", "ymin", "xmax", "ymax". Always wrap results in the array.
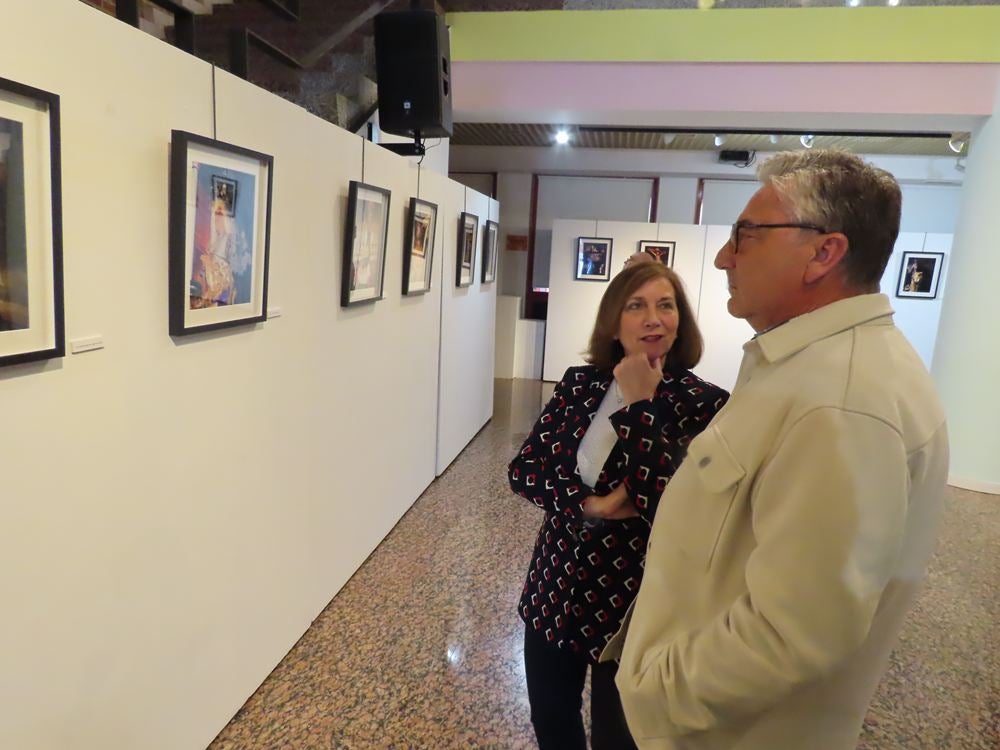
[
  {"xmin": 582, "ymin": 484, "xmax": 640, "ymax": 520},
  {"xmin": 614, "ymin": 353, "xmax": 663, "ymax": 406}
]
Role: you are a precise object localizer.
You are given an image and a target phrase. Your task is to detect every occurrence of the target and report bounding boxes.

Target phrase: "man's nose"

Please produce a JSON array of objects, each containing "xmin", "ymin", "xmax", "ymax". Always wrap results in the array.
[{"xmin": 715, "ymin": 240, "xmax": 734, "ymax": 269}]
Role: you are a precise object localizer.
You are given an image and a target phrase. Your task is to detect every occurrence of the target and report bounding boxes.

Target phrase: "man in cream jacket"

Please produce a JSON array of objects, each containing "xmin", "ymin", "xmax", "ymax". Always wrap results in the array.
[{"xmin": 602, "ymin": 150, "xmax": 949, "ymax": 750}]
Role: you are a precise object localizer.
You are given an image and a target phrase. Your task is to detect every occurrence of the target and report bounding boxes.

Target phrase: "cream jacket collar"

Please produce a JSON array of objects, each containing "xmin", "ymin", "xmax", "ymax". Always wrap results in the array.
[{"xmin": 749, "ymin": 293, "xmax": 895, "ymax": 365}]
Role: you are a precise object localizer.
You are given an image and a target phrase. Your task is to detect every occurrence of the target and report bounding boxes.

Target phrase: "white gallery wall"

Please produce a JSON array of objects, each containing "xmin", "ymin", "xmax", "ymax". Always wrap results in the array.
[
  {"xmin": 545, "ymin": 219, "xmax": 951, "ymax": 392},
  {"xmin": 0, "ymin": 2, "xmax": 495, "ymax": 749}
]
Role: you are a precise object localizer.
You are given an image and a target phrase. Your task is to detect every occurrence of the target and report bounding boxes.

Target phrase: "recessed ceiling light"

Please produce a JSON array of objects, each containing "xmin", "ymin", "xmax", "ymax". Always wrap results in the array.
[
  {"xmin": 555, "ymin": 129, "xmax": 570, "ymax": 145},
  {"xmin": 948, "ymin": 134, "xmax": 968, "ymax": 153},
  {"xmin": 800, "ymin": 134, "xmax": 815, "ymax": 148},
  {"xmin": 887, "ymin": 0, "xmax": 900, "ymax": 5},
  {"xmin": 768, "ymin": 134, "xmax": 780, "ymax": 144},
  {"xmin": 661, "ymin": 133, "xmax": 676, "ymax": 146},
  {"xmin": 714, "ymin": 134, "xmax": 728, "ymax": 147},
  {"xmin": 847, "ymin": 0, "xmax": 861, "ymax": 7}
]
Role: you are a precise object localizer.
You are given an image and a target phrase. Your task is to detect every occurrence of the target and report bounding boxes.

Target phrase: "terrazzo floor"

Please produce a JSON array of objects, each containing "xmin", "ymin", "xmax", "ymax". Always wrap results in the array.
[{"xmin": 210, "ymin": 379, "xmax": 999, "ymax": 750}]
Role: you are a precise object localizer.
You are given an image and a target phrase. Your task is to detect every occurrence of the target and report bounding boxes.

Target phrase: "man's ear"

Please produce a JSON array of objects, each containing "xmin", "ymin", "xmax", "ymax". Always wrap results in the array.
[{"xmin": 804, "ymin": 233, "xmax": 849, "ymax": 284}]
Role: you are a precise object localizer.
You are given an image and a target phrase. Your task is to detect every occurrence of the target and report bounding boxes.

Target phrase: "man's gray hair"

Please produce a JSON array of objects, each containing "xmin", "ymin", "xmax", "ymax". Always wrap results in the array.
[{"xmin": 757, "ymin": 150, "xmax": 902, "ymax": 289}]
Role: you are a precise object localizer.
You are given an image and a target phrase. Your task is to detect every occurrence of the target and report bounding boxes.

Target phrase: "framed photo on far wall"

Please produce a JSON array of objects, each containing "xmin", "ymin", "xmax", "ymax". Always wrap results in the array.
[
  {"xmin": 575, "ymin": 237, "xmax": 613, "ymax": 281},
  {"xmin": 0, "ymin": 76, "xmax": 64, "ymax": 367},
  {"xmin": 638, "ymin": 240, "xmax": 675, "ymax": 268},
  {"xmin": 482, "ymin": 219, "xmax": 499, "ymax": 284},
  {"xmin": 456, "ymin": 211, "xmax": 478, "ymax": 288},
  {"xmin": 342, "ymin": 180, "xmax": 391, "ymax": 307},
  {"xmin": 896, "ymin": 251, "xmax": 944, "ymax": 299},
  {"xmin": 402, "ymin": 197, "xmax": 437, "ymax": 296},
  {"xmin": 168, "ymin": 129, "xmax": 272, "ymax": 336}
]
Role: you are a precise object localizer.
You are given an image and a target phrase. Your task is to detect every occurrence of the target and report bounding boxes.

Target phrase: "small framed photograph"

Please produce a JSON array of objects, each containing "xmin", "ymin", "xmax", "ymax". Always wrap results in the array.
[
  {"xmin": 481, "ymin": 219, "xmax": 499, "ymax": 284},
  {"xmin": 456, "ymin": 211, "xmax": 478, "ymax": 288},
  {"xmin": 896, "ymin": 251, "xmax": 944, "ymax": 299},
  {"xmin": 575, "ymin": 237, "xmax": 613, "ymax": 281},
  {"xmin": 0, "ymin": 77, "xmax": 65, "ymax": 367},
  {"xmin": 638, "ymin": 240, "xmax": 675, "ymax": 268},
  {"xmin": 342, "ymin": 180, "xmax": 391, "ymax": 307},
  {"xmin": 168, "ymin": 130, "xmax": 273, "ymax": 336},
  {"xmin": 402, "ymin": 197, "xmax": 437, "ymax": 296}
]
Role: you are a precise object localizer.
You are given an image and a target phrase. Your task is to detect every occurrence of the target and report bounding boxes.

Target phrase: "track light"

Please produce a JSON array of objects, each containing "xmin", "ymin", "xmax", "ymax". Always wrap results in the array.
[
  {"xmin": 948, "ymin": 134, "xmax": 968, "ymax": 154},
  {"xmin": 661, "ymin": 133, "xmax": 676, "ymax": 146},
  {"xmin": 714, "ymin": 134, "xmax": 727, "ymax": 147},
  {"xmin": 768, "ymin": 134, "xmax": 780, "ymax": 144},
  {"xmin": 800, "ymin": 134, "xmax": 815, "ymax": 149},
  {"xmin": 554, "ymin": 129, "xmax": 570, "ymax": 145}
]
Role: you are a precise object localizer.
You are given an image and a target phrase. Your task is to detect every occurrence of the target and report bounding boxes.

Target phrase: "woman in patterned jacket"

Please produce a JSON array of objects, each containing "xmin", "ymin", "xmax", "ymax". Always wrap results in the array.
[{"xmin": 509, "ymin": 261, "xmax": 728, "ymax": 750}]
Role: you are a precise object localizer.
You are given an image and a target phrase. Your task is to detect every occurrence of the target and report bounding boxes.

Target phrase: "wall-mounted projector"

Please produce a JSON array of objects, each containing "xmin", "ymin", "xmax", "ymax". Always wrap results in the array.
[{"xmin": 719, "ymin": 150, "xmax": 752, "ymax": 163}]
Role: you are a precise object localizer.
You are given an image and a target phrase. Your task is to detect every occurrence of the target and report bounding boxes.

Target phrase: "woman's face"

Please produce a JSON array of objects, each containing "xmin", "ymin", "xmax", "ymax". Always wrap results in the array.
[{"xmin": 616, "ymin": 277, "xmax": 680, "ymax": 363}]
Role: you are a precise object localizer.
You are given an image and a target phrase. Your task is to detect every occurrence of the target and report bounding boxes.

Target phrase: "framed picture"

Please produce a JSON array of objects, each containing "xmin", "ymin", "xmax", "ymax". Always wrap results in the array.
[
  {"xmin": 402, "ymin": 197, "xmax": 437, "ymax": 296},
  {"xmin": 456, "ymin": 211, "xmax": 478, "ymax": 288},
  {"xmin": 575, "ymin": 237, "xmax": 613, "ymax": 281},
  {"xmin": 0, "ymin": 77, "xmax": 64, "ymax": 367},
  {"xmin": 896, "ymin": 251, "xmax": 944, "ymax": 299},
  {"xmin": 638, "ymin": 240, "xmax": 675, "ymax": 268},
  {"xmin": 342, "ymin": 180, "xmax": 391, "ymax": 307},
  {"xmin": 168, "ymin": 130, "xmax": 272, "ymax": 336},
  {"xmin": 481, "ymin": 219, "xmax": 499, "ymax": 284}
]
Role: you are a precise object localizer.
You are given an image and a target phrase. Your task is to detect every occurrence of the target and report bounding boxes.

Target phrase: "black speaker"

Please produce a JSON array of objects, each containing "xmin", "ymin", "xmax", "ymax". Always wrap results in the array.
[{"xmin": 374, "ymin": 10, "xmax": 453, "ymax": 139}]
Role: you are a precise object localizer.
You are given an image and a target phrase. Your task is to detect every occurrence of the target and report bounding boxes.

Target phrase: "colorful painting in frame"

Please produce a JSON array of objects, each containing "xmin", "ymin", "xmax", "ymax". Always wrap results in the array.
[
  {"xmin": 342, "ymin": 180, "xmax": 391, "ymax": 306},
  {"xmin": 575, "ymin": 237, "xmax": 612, "ymax": 281},
  {"xmin": 638, "ymin": 240, "xmax": 675, "ymax": 268},
  {"xmin": 481, "ymin": 219, "xmax": 499, "ymax": 284},
  {"xmin": 0, "ymin": 76, "xmax": 64, "ymax": 367},
  {"xmin": 456, "ymin": 211, "xmax": 478, "ymax": 288},
  {"xmin": 402, "ymin": 197, "xmax": 437, "ymax": 296},
  {"xmin": 168, "ymin": 130, "xmax": 272, "ymax": 336}
]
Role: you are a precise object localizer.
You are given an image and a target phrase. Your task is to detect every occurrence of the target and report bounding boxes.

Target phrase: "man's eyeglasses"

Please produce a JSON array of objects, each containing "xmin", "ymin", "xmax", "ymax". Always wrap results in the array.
[{"xmin": 729, "ymin": 221, "xmax": 828, "ymax": 254}]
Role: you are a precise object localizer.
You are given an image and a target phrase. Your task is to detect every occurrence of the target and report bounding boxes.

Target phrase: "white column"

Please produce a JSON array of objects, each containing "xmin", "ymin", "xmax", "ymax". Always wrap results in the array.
[{"xmin": 930, "ymin": 80, "xmax": 1000, "ymax": 495}]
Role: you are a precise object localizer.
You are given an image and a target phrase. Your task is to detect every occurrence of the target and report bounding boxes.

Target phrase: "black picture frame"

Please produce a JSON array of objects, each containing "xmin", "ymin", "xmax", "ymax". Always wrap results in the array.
[
  {"xmin": 342, "ymin": 180, "xmax": 391, "ymax": 307},
  {"xmin": 168, "ymin": 129, "xmax": 273, "ymax": 336},
  {"xmin": 481, "ymin": 219, "xmax": 499, "ymax": 284},
  {"xmin": 575, "ymin": 237, "xmax": 613, "ymax": 281},
  {"xmin": 638, "ymin": 240, "xmax": 675, "ymax": 268},
  {"xmin": 0, "ymin": 77, "xmax": 64, "ymax": 367},
  {"xmin": 456, "ymin": 211, "xmax": 478, "ymax": 288},
  {"xmin": 896, "ymin": 251, "xmax": 945, "ymax": 299},
  {"xmin": 402, "ymin": 197, "xmax": 437, "ymax": 296}
]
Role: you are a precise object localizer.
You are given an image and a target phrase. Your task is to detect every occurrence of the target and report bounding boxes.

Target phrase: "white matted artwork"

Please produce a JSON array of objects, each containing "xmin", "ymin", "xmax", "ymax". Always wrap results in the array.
[
  {"xmin": 0, "ymin": 76, "xmax": 64, "ymax": 366},
  {"xmin": 169, "ymin": 129, "xmax": 273, "ymax": 335},
  {"xmin": 342, "ymin": 180, "xmax": 391, "ymax": 307}
]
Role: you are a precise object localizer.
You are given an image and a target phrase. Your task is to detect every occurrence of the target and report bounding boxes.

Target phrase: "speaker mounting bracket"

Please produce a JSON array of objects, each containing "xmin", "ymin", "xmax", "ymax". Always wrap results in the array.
[{"xmin": 378, "ymin": 133, "xmax": 426, "ymax": 157}]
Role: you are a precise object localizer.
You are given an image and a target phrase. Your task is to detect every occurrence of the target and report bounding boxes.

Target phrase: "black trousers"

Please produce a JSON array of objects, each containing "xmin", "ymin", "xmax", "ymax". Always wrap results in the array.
[{"xmin": 523, "ymin": 624, "xmax": 638, "ymax": 750}]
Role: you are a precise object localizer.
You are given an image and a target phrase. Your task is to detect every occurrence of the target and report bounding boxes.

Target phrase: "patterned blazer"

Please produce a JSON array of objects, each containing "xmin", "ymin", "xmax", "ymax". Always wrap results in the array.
[{"xmin": 509, "ymin": 364, "xmax": 728, "ymax": 662}]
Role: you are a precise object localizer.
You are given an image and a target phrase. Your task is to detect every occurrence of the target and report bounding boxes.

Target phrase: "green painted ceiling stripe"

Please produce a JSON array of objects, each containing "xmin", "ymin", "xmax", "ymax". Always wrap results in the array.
[{"xmin": 446, "ymin": 8, "xmax": 1000, "ymax": 63}]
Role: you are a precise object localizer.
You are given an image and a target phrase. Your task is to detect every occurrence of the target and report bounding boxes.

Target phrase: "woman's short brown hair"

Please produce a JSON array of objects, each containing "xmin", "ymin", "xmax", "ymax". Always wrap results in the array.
[{"xmin": 585, "ymin": 262, "xmax": 703, "ymax": 372}]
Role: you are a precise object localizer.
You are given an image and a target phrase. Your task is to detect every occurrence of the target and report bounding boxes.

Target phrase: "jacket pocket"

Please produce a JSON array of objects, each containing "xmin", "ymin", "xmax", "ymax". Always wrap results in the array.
[{"xmin": 677, "ymin": 425, "xmax": 745, "ymax": 569}]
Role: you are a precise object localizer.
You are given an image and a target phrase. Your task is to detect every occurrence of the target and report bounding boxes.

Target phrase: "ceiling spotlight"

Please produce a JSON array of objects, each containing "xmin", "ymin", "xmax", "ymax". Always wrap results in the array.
[
  {"xmin": 554, "ymin": 129, "xmax": 570, "ymax": 145},
  {"xmin": 714, "ymin": 134, "xmax": 728, "ymax": 147},
  {"xmin": 768, "ymin": 134, "xmax": 780, "ymax": 144},
  {"xmin": 887, "ymin": 0, "xmax": 899, "ymax": 5},
  {"xmin": 800, "ymin": 134, "xmax": 815, "ymax": 149},
  {"xmin": 847, "ymin": 0, "xmax": 861, "ymax": 7},
  {"xmin": 661, "ymin": 133, "xmax": 676, "ymax": 146},
  {"xmin": 948, "ymin": 134, "xmax": 968, "ymax": 153}
]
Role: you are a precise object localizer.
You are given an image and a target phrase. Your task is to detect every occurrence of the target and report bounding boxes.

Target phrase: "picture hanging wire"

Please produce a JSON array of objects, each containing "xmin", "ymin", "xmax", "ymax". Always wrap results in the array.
[
  {"xmin": 417, "ymin": 162, "xmax": 421, "ymax": 199},
  {"xmin": 463, "ymin": 185, "xmax": 467, "ymax": 213},
  {"xmin": 211, "ymin": 65, "xmax": 218, "ymax": 140},
  {"xmin": 361, "ymin": 137, "xmax": 366, "ymax": 184}
]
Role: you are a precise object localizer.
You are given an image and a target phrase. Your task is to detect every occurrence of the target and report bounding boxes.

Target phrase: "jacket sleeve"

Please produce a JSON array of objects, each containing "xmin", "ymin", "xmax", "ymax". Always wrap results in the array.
[
  {"xmin": 608, "ymin": 384, "xmax": 728, "ymax": 523},
  {"xmin": 508, "ymin": 369, "xmax": 595, "ymax": 518},
  {"xmin": 617, "ymin": 407, "xmax": 919, "ymax": 736}
]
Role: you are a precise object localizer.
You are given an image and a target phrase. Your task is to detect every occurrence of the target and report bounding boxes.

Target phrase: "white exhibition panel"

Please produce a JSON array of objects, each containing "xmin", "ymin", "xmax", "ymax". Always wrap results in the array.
[
  {"xmin": 693, "ymin": 225, "xmax": 756, "ymax": 392},
  {"xmin": 546, "ymin": 219, "xmax": 952, "ymax": 394},
  {"xmin": 879, "ymin": 232, "xmax": 951, "ymax": 369},
  {"xmin": 0, "ymin": 3, "xmax": 494, "ymax": 749},
  {"xmin": 436, "ymin": 184, "xmax": 498, "ymax": 473}
]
